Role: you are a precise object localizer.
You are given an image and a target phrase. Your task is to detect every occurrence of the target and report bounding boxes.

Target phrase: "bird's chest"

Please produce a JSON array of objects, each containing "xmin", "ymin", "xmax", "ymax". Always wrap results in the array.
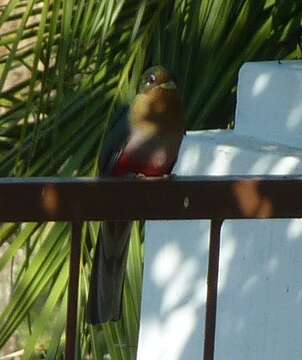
[{"xmin": 112, "ymin": 137, "xmax": 174, "ymax": 177}]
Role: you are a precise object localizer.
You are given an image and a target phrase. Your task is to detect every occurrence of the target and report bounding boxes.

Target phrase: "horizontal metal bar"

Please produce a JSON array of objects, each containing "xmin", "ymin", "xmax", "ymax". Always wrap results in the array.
[{"xmin": 0, "ymin": 175, "xmax": 301, "ymax": 221}]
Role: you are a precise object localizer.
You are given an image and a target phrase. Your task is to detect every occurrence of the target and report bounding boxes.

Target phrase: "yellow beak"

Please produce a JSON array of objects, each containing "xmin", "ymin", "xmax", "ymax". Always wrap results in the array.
[{"xmin": 159, "ymin": 81, "xmax": 177, "ymax": 90}]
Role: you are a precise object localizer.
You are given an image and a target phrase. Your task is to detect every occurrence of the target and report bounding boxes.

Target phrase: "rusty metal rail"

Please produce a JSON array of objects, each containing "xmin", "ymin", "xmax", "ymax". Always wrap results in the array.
[{"xmin": 1, "ymin": 175, "xmax": 302, "ymax": 360}]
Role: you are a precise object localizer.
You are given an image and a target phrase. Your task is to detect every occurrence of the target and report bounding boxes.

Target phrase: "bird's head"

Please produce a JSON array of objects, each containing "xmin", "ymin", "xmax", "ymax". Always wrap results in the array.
[
  {"xmin": 138, "ymin": 65, "xmax": 177, "ymax": 94},
  {"xmin": 131, "ymin": 66, "xmax": 184, "ymax": 132}
]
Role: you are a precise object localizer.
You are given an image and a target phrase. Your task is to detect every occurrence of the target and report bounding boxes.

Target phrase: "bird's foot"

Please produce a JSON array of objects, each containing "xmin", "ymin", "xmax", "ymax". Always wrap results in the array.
[
  {"xmin": 125, "ymin": 172, "xmax": 175, "ymax": 180},
  {"xmin": 125, "ymin": 172, "xmax": 152, "ymax": 180},
  {"xmin": 162, "ymin": 173, "xmax": 175, "ymax": 179},
  {"xmin": 138, "ymin": 173, "xmax": 173, "ymax": 181},
  {"xmin": 136, "ymin": 173, "xmax": 146, "ymax": 178}
]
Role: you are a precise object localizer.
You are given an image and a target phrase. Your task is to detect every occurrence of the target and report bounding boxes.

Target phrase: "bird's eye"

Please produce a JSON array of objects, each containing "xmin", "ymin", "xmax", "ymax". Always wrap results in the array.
[
  {"xmin": 145, "ymin": 74, "xmax": 156, "ymax": 87},
  {"xmin": 149, "ymin": 74, "xmax": 156, "ymax": 83}
]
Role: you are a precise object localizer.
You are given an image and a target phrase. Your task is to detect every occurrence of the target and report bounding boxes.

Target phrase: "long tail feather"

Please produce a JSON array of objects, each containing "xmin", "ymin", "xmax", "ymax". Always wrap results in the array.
[{"xmin": 87, "ymin": 221, "xmax": 132, "ymax": 324}]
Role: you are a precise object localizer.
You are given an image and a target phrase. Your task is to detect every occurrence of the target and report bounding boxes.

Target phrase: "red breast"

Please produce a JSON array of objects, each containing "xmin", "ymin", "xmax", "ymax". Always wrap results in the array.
[{"xmin": 112, "ymin": 150, "xmax": 172, "ymax": 177}]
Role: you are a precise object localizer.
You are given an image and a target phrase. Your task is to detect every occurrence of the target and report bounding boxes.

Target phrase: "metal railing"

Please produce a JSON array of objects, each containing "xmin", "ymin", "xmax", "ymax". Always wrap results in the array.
[{"xmin": 1, "ymin": 175, "xmax": 301, "ymax": 360}]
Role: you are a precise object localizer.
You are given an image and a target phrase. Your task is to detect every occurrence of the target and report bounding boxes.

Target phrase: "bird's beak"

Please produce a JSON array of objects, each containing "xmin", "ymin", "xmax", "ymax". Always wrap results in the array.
[{"xmin": 159, "ymin": 80, "xmax": 177, "ymax": 90}]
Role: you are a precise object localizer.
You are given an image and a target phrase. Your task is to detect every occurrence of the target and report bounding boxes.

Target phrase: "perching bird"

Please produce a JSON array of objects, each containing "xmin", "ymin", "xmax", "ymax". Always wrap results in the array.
[{"xmin": 87, "ymin": 65, "xmax": 186, "ymax": 324}]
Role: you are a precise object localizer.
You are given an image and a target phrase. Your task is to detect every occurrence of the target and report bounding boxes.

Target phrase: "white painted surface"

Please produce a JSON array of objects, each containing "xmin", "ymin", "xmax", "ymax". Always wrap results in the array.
[
  {"xmin": 215, "ymin": 219, "xmax": 302, "ymax": 360},
  {"xmin": 176, "ymin": 129, "xmax": 302, "ymax": 176},
  {"xmin": 137, "ymin": 61, "xmax": 302, "ymax": 359},
  {"xmin": 137, "ymin": 220, "xmax": 210, "ymax": 360},
  {"xmin": 235, "ymin": 61, "xmax": 302, "ymax": 148}
]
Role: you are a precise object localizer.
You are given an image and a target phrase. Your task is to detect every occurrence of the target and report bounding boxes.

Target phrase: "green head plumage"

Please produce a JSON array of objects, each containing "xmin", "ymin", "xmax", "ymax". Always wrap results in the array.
[
  {"xmin": 138, "ymin": 65, "xmax": 177, "ymax": 94},
  {"xmin": 130, "ymin": 65, "xmax": 185, "ymax": 133}
]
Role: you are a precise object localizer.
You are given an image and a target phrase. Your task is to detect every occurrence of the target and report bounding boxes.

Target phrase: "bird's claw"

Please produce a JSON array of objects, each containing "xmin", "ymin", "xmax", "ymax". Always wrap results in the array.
[{"xmin": 125, "ymin": 172, "xmax": 175, "ymax": 180}]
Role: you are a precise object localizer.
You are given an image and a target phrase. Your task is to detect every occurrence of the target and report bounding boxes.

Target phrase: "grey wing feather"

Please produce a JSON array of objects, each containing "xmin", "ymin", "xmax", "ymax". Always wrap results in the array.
[{"xmin": 100, "ymin": 107, "xmax": 130, "ymax": 175}]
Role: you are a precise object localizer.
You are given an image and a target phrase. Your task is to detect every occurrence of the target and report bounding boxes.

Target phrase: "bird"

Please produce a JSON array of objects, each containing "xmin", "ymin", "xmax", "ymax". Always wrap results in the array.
[{"xmin": 87, "ymin": 65, "xmax": 186, "ymax": 324}]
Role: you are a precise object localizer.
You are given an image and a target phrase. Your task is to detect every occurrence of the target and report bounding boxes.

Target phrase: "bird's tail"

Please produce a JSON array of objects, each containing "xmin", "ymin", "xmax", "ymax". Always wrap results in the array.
[{"xmin": 87, "ymin": 221, "xmax": 132, "ymax": 324}]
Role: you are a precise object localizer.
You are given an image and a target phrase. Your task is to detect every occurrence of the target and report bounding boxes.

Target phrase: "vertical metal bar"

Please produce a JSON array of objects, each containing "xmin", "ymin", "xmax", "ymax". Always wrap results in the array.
[
  {"xmin": 203, "ymin": 219, "xmax": 223, "ymax": 360},
  {"xmin": 65, "ymin": 222, "xmax": 83, "ymax": 360}
]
